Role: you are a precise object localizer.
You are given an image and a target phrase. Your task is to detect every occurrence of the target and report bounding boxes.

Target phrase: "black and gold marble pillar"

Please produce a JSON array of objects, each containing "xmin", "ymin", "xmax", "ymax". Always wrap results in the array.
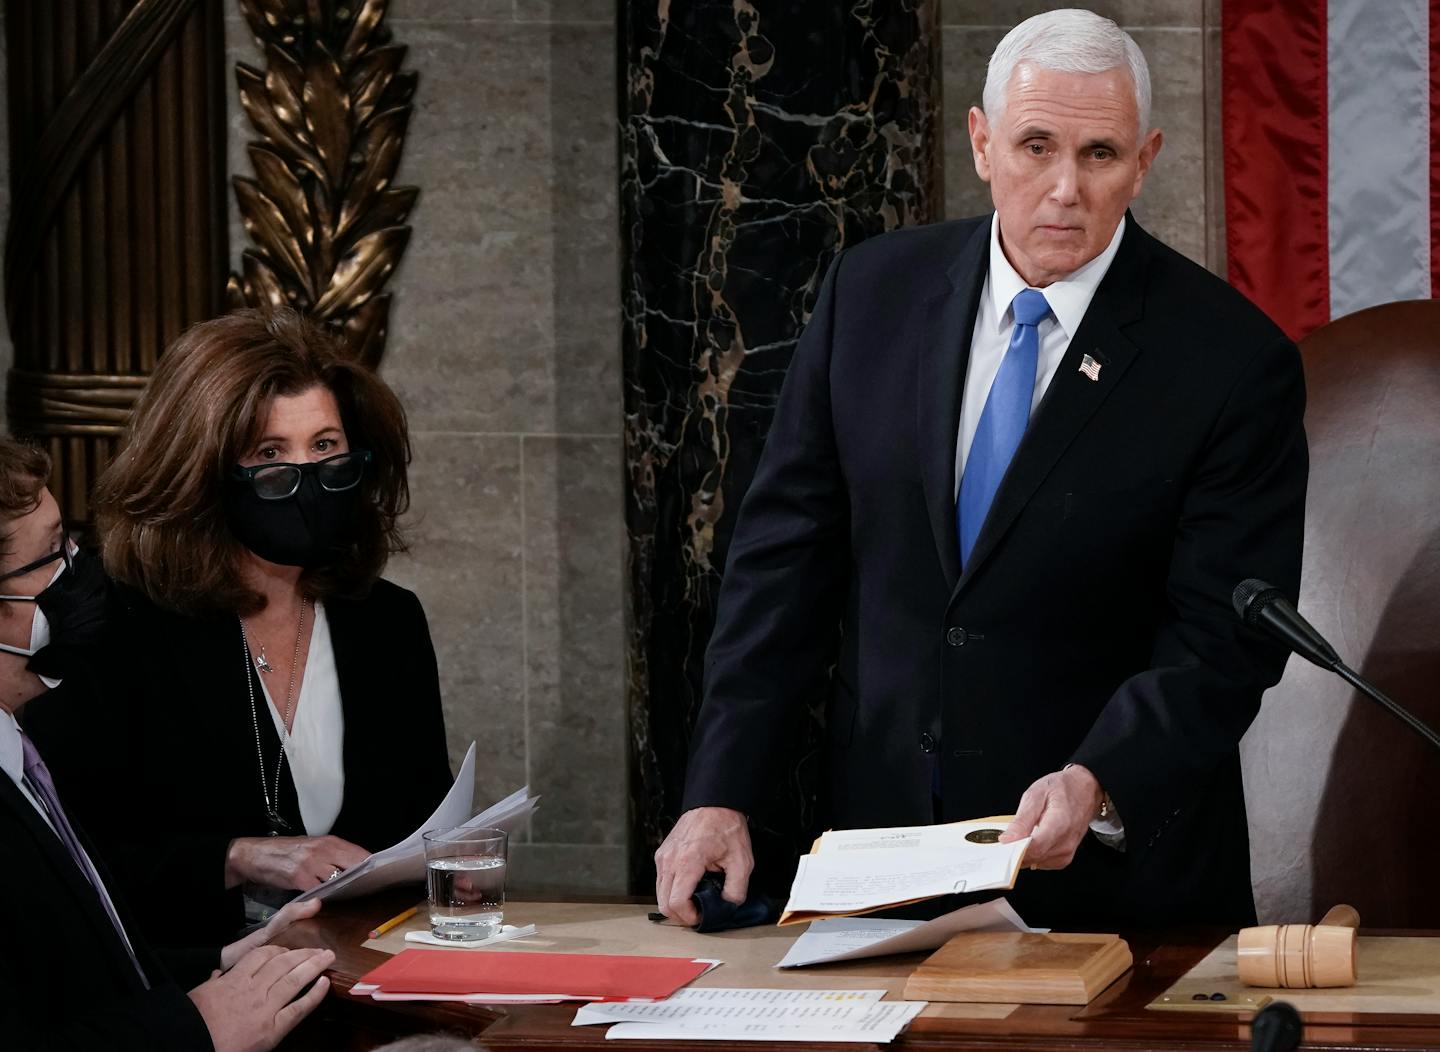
[{"xmin": 621, "ymin": 1, "xmax": 942, "ymax": 891}]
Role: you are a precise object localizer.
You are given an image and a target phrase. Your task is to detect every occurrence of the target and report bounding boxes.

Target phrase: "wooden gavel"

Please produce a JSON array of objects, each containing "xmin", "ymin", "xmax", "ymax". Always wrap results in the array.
[{"xmin": 1237, "ymin": 904, "xmax": 1360, "ymax": 988}]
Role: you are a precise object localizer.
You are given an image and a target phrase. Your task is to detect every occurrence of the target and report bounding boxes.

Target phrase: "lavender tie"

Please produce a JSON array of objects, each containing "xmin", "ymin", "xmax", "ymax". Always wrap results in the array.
[{"xmin": 20, "ymin": 731, "xmax": 149, "ymax": 987}]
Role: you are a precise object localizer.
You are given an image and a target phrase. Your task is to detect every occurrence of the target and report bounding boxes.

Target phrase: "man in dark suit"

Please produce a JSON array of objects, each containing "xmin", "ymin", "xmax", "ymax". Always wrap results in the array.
[
  {"xmin": 0, "ymin": 439, "xmax": 334, "ymax": 1050},
  {"xmin": 655, "ymin": 8, "xmax": 1306, "ymax": 930}
]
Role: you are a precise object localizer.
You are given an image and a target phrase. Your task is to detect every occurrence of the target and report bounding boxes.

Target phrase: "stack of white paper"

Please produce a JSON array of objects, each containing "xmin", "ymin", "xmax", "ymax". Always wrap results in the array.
[
  {"xmin": 777, "ymin": 897, "xmax": 1046, "ymax": 968},
  {"xmin": 298, "ymin": 742, "xmax": 538, "ymax": 903},
  {"xmin": 780, "ymin": 818, "xmax": 1030, "ymax": 923},
  {"xmin": 573, "ymin": 988, "xmax": 927, "ymax": 1043}
]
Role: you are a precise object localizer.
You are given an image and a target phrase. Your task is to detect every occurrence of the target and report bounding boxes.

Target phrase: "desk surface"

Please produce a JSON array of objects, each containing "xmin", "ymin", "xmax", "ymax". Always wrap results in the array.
[{"xmin": 279, "ymin": 892, "xmax": 1440, "ymax": 1051}]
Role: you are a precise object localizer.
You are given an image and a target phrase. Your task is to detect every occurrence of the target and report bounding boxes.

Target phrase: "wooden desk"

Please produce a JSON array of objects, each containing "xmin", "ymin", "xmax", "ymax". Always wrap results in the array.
[{"xmin": 279, "ymin": 892, "xmax": 1440, "ymax": 1051}]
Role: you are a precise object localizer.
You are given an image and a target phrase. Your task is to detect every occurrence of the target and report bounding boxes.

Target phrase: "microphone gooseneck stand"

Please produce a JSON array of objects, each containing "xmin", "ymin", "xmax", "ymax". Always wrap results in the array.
[{"xmin": 1232, "ymin": 578, "xmax": 1440, "ymax": 754}]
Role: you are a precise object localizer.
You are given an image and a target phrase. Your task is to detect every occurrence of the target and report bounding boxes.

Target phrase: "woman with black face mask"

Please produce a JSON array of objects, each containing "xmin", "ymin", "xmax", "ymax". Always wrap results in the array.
[{"xmin": 23, "ymin": 308, "xmax": 454, "ymax": 949}]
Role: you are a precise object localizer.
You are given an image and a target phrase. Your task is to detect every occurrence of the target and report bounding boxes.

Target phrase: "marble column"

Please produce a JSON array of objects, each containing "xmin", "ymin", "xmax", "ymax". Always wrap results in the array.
[{"xmin": 621, "ymin": 0, "xmax": 941, "ymax": 890}]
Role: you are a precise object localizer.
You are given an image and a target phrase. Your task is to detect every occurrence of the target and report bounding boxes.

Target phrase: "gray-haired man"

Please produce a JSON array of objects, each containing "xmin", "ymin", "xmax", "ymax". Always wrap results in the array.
[{"xmin": 657, "ymin": 8, "xmax": 1306, "ymax": 931}]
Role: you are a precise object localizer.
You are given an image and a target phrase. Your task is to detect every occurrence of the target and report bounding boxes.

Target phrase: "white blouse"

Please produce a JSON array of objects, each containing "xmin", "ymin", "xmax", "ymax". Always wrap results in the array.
[{"xmin": 256, "ymin": 601, "xmax": 345, "ymax": 835}]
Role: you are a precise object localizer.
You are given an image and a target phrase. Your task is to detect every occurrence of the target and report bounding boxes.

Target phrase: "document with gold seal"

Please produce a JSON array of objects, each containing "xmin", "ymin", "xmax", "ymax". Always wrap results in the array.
[{"xmin": 778, "ymin": 817, "xmax": 1030, "ymax": 925}]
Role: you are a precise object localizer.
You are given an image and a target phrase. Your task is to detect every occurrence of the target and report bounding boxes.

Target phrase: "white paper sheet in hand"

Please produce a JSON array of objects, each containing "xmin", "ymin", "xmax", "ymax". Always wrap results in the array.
[
  {"xmin": 298, "ymin": 743, "xmax": 537, "ymax": 902},
  {"xmin": 776, "ymin": 897, "xmax": 1045, "ymax": 968},
  {"xmin": 816, "ymin": 818, "xmax": 1017, "ymax": 854},
  {"xmin": 782, "ymin": 840, "xmax": 1027, "ymax": 915}
]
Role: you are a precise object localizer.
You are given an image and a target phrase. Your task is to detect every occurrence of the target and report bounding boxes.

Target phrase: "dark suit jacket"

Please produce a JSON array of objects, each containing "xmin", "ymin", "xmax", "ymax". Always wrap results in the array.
[
  {"xmin": 24, "ymin": 578, "xmax": 454, "ymax": 946},
  {"xmin": 682, "ymin": 215, "xmax": 1308, "ymax": 929},
  {"xmin": 0, "ymin": 772, "xmax": 214, "ymax": 1050}
]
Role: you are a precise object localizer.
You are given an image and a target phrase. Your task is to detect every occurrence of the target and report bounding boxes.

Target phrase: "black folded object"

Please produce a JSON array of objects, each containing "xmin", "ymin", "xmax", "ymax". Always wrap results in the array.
[{"xmin": 690, "ymin": 872, "xmax": 781, "ymax": 933}]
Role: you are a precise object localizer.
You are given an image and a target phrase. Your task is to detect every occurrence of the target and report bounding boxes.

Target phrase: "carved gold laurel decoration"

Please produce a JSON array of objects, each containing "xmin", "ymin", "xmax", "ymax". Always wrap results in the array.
[{"xmin": 227, "ymin": 0, "xmax": 419, "ymax": 366}]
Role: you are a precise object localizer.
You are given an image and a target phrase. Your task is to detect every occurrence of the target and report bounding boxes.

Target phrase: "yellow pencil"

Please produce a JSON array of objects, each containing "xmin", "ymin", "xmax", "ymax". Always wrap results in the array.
[{"xmin": 368, "ymin": 905, "xmax": 418, "ymax": 940}]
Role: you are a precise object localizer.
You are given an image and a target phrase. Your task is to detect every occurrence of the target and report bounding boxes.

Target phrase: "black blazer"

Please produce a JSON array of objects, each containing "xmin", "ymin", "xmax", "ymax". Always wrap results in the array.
[
  {"xmin": 683, "ymin": 216, "xmax": 1308, "ymax": 929},
  {"xmin": 24, "ymin": 578, "xmax": 453, "ymax": 946},
  {"xmin": 0, "ymin": 772, "xmax": 214, "ymax": 1049}
]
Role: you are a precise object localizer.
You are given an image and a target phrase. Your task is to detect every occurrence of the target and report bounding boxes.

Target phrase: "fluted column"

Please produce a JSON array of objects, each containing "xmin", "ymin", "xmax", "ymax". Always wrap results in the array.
[
  {"xmin": 3, "ymin": 0, "xmax": 227, "ymax": 524},
  {"xmin": 620, "ymin": 0, "xmax": 942, "ymax": 890}
]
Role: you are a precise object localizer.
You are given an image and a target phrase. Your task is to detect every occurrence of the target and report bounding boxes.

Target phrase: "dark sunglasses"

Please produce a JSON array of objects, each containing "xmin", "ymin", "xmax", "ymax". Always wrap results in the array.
[
  {"xmin": 0, "ymin": 533, "xmax": 74, "ymax": 588},
  {"xmin": 231, "ymin": 450, "xmax": 372, "ymax": 502}
]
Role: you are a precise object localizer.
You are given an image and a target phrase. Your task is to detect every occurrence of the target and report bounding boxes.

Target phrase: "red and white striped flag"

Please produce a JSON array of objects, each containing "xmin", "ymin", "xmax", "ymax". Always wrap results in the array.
[{"xmin": 1223, "ymin": 0, "xmax": 1439, "ymax": 341}]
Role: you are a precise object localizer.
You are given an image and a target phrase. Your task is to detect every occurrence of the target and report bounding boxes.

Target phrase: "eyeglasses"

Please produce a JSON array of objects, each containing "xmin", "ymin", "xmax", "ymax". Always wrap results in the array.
[
  {"xmin": 0, "ymin": 532, "xmax": 74, "ymax": 590},
  {"xmin": 232, "ymin": 450, "xmax": 373, "ymax": 501}
]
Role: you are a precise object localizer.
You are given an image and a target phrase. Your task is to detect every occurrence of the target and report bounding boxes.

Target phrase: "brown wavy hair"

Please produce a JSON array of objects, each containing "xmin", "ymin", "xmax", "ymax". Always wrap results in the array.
[
  {"xmin": 95, "ymin": 308, "xmax": 411, "ymax": 616},
  {"xmin": 0, "ymin": 439, "xmax": 52, "ymax": 562}
]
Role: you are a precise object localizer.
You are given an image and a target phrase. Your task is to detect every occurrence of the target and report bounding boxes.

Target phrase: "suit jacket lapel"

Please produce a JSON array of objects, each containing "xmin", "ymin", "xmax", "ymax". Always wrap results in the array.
[
  {"xmin": 0, "ymin": 773, "xmax": 145, "ymax": 986},
  {"xmin": 957, "ymin": 217, "xmax": 1152, "ymax": 591},
  {"xmin": 917, "ymin": 218, "xmax": 991, "ymax": 591}
]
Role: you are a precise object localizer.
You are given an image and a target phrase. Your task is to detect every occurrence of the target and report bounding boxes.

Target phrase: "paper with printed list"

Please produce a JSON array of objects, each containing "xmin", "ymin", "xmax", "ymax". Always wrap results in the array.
[
  {"xmin": 298, "ymin": 742, "xmax": 538, "ymax": 903},
  {"xmin": 572, "ymin": 988, "xmax": 926, "ymax": 1043},
  {"xmin": 777, "ymin": 897, "xmax": 1046, "ymax": 968},
  {"xmin": 778, "ymin": 817, "xmax": 1030, "ymax": 925}
]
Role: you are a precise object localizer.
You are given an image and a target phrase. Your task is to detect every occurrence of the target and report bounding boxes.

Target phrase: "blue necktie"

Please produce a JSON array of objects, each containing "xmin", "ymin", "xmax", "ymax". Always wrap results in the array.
[{"xmin": 957, "ymin": 288, "xmax": 1050, "ymax": 568}]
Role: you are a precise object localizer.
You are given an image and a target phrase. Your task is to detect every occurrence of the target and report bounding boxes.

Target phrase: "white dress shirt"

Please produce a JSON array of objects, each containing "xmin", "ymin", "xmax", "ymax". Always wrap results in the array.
[
  {"xmin": 256, "ymin": 601, "xmax": 345, "ymax": 836},
  {"xmin": 952, "ymin": 213, "xmax": 1128, "ymax": 846},
  {"xmin": 1, "ymin": 707, "xmax": 146, "ymax": 960}
]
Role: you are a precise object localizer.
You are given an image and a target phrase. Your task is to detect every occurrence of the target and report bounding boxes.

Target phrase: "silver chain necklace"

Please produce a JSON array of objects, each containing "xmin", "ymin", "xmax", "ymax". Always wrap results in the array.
[{"xmin": 239, "ymin": 598, "xmax": 309, "ymax": 837}]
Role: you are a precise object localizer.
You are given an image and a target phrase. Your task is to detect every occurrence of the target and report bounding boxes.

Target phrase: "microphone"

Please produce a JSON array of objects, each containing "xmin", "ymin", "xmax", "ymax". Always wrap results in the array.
[
  {"xmin": 1233, "ymin": 579, "xmax": 1440, "ymax": 754},
  {"xmin": 1232, "ymin": 579, "xmax": 1339, "ymax": 670},
  {"xmin": 1250, "ymin": 1001, "xmax": 1302, "ymax": 1052}
]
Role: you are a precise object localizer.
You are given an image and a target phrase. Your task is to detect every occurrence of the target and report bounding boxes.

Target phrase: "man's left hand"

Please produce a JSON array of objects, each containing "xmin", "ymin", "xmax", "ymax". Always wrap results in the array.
[
  {"xmin": 219, "ymin": 897, "xmax": 322, "ymax": 972},
  {"xmin": 998, "ymin": 765, "xmax": 1103, "ymax": 870}
]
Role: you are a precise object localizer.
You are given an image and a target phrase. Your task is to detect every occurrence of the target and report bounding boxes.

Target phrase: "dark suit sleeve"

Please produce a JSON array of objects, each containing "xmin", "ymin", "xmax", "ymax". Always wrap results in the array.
[
  {"xmin": 0, "ymin": 956, "xmax": 214, "ymax": 1051},
  {"xmin": 682, "ymin": 254, "xmax": 852, "ymax": 815},
  {"xmin": 157, "ymin": 946, "xmax": 223, "ymax": 992},
  {"xmin": 1070, "ymin": 334, "xmax": 1307, "ymax": 850},
  {"xmin": 23, "ymin": 678, "xmax": 245, "ymax": 943}
]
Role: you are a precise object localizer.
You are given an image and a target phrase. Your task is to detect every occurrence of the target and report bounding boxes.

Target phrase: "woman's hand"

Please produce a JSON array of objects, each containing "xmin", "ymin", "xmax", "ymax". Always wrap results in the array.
[
  {"xmin": 218, "ymin": 897, "xmax": 322, "ymax": 972},
  {"xmin": 224, "ymin": 835, "xmax": 370, "ymax": 891}
]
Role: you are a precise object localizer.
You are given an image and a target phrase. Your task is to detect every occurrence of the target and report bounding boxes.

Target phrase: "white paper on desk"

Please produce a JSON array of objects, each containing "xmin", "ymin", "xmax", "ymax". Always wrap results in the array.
[
  {"xmin": 572, "ymin": 988, "xmax": 887, "ymax": 1025},
  {"xmin": 298, "ymin": 743, "xmax": 538, "ymax": 903},
  {"xmin": 783, "ymin": 841, "xmax": 1028, "ymax": 915},
  {"xmin": 598, "ymin": 1001, "xmax": 926, "ymax": 1043},
  {"xmin": 777, "ymin": 897, "xmax": 1045, "ymax": 968}
]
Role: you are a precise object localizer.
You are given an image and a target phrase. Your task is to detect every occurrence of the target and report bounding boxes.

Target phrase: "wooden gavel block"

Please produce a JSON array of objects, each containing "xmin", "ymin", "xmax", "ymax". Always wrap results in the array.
[{"xmin": 1238, "ymin": 904, "xmax": 1360, "ymax": 988}]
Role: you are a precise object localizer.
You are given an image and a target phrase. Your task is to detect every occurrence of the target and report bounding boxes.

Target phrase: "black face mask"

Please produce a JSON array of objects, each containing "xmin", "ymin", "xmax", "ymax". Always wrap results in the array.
[
  {"xmin": 27, "ymin": 547, "xmax": 113, "ymax": 683},
  {"xmin": 224, "ymin": 471, "xmax": 362, "ymax": 568}
]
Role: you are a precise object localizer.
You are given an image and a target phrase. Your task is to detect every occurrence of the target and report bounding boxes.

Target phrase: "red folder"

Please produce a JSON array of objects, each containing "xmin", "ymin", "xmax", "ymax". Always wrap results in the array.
[{"xmin": 356, "ymin": 949, "xmax": 713, "ymax": 1000}]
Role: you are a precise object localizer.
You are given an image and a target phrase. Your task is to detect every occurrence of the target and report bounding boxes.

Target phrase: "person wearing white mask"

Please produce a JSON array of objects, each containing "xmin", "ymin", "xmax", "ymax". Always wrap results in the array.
[
  {"xmin": 0, "ymin": 496, "xmax": 69, "ymax": 694},
  {"xmin": 0, "ymin": 437, "xmax": 334, "ymax": 1051}
]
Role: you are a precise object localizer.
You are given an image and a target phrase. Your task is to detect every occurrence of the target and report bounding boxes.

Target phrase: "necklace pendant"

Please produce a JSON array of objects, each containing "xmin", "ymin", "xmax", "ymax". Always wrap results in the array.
[
  {"xmin": 266, "ymin": 810, "xmax": 294, "ymax": 837},
  {"xmin": 255, "ymin": 648, "xmax": 274, "ymax": 674}
]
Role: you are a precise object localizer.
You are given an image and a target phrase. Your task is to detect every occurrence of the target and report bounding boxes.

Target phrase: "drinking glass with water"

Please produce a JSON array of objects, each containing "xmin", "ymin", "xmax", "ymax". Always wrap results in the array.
[{"xmin": 422, "ymin": 826, "xmax": 508, "ymax": 941}]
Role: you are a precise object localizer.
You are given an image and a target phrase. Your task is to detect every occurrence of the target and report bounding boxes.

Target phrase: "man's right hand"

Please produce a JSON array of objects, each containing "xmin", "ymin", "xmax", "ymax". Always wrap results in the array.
[
  {"xmin": 188, "ymin": 944, "xmax": 334, "ymax": 1052},
  {"xmin": 653, "ymin": 806, "xmax": 753, "ymax": 926}
]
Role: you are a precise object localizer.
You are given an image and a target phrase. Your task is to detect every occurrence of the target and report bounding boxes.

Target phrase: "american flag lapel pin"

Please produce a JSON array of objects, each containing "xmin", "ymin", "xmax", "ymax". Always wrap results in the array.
[{"xmin": 1078, "ymin": 353, "xmax": 1102, "ymax": 382}]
